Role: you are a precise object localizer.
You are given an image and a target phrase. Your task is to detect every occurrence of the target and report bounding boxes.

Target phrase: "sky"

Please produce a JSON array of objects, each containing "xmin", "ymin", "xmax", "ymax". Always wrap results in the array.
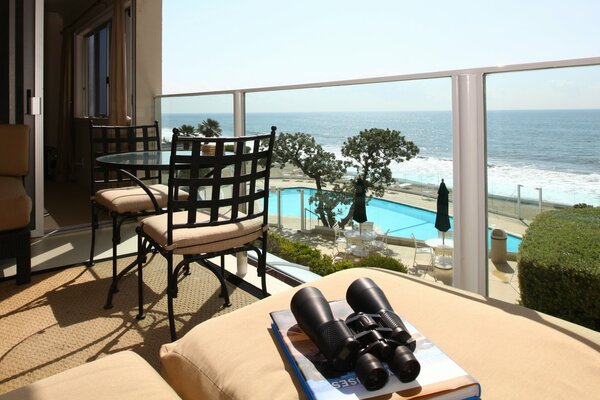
[{"xmin": 162, "ymin": 0, "xmax": 600, "ymax": 112}]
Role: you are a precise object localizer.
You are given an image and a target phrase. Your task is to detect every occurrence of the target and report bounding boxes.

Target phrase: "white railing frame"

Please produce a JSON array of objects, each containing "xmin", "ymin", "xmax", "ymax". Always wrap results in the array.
[{"xmin": 155, "ymin": 56, "xmax": 600, "ymax": 295}]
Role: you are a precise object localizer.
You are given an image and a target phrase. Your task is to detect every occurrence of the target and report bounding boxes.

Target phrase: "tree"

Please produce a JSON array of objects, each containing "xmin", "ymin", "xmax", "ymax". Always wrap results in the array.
[
  {"xmin": 196, "ymin": 118, "xmax": 222, "ymax": 138},
  {"xmin": 273, "ymin": 128, "xmax": 419, "ymax": 228},
  {"xmin": 177, "ymin": 124, "xmax": 196, "ymax": 136},
  {"xmin": 273, "ymin": 133, "xmax": 349, "ymax": 227},
  {"xmin": 342, "ymin": 128, "xmax": 419, "ymax": 198}
]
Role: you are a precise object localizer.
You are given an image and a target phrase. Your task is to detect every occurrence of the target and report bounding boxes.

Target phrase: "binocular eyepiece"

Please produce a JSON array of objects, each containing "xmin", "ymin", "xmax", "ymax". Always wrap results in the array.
[{"xmin": 290, "ymin": 277, "xmax": 421, "ymax": 391}]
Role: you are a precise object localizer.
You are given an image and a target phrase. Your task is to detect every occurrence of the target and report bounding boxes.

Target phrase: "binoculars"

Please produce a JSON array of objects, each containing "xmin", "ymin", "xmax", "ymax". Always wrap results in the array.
[{"xmin": 290, "ymin": 277, "xmax": 420, "ymax": 391}]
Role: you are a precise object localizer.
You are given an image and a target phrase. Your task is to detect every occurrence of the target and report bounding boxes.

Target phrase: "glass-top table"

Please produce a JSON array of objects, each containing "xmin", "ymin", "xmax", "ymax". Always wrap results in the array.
[
  {"xmin": 96, "ymin": 150, "xmax": 188, "ymax": 170},
  {"xmin": 344, "ymin": 229, "xmax": 379, "ymax": 257}
]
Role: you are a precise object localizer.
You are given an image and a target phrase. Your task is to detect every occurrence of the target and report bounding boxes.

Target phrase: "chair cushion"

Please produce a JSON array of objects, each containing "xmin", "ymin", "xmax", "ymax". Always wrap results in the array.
[
  {"xmin": 0, "ymin": 124, "xmax": 28, "ymax": 177},
  {"xmin": 140, "ymin": 210, "xmax": 267, "ymax": 255},
  {"xmin": 95, "ymin": 184, "xmax": 172, "ymax": 214},
  {"xmin": 0, "ymin": 176, "xmax": 31, "ymax": 231},
  {"xmin": 0, "ymin": 351, "xmax": 181, "ymax": 400}
]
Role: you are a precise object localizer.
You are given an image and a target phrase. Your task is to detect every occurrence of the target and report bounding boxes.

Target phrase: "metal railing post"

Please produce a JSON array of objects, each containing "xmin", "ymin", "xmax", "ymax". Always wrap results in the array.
[
  {"xmin": 234, "ymin": 91, "xmax": 247, "ymax": 275},
  {"xmin": 517, "ymin": 184, "xmax": 523, "ymax": 220},
  {"xmin": 298, "ymin": 189, "xmax": 305, "ymax": 232},
  {"xmin": 452, "ymin": 73, "xmax": 488, "ymax": 296},
  {"xmin": 536, "ymin": 187, "xmax": 543, "ymax": 214},
  {"xmin": 277, "ymin": 188, "xmax": 282, "ymax": 228}
]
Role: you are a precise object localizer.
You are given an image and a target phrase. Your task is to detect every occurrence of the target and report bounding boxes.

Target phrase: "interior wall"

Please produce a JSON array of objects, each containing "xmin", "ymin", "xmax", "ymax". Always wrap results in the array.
[
  {"xmin": 43, "ymin": 0, "xmax": 163, "ymax": 190},
  {"xmin": 134, "ymin": 0, "xmax": 161, "ymax": 125}
]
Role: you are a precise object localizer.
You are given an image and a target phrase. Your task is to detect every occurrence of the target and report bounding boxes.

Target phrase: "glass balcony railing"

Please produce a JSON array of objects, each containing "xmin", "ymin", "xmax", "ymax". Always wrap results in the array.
[
  {"xmin": 155, "ymin": 56, "xmax": 600, "ymax": 298},
  {"xmin": 155, "ymin": 94, "xmax": 234, "ymax": 149}
]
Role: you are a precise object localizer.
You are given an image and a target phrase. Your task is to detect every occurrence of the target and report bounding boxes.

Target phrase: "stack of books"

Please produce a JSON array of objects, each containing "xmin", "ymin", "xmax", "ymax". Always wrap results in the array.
[{"xmin": 270, "ymin": 300, "xmax": 480, "ymax": 400}]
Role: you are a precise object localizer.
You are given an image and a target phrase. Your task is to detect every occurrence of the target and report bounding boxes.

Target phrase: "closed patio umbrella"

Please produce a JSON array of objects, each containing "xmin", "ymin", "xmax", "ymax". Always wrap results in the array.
[
  {"xmin": 352, "ymin": 178, "xmax": 367, "ymax": 232},
  {"xmin": 435, "ymin": 179, "xmax": 451, "ymax": 243}
]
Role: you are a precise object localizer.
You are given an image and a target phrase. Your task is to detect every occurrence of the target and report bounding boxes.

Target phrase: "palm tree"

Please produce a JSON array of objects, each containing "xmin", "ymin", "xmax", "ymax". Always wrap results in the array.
[
  {"xmin": 196, "ymin": 118, "xmax": 222, "ymax": 138},
  {"xmin": 177, "ymin": 124, "xmax": 196, "ymax": 136}
]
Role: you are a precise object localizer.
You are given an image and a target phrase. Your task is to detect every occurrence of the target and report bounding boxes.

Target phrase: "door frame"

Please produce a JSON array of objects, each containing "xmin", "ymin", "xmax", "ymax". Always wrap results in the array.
[{"xmin": 32, "ymin": 0, "xmax": 44, "ymax": 237}]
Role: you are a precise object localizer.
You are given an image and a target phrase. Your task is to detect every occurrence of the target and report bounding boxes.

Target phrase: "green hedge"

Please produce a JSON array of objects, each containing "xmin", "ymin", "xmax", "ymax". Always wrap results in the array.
[
  {"xmin": 518, "ymin": 207, "xmax": 600, "ymax": 331},
  {"xmin": 267, "ymin": 232, "xmax": 407, "ymax": 277}
]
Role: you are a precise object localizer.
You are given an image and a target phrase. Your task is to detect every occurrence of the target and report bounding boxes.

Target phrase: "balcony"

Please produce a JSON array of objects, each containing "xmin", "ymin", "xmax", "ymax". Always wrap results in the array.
[{"xmin": 2, "ymin": 0, "xmax": 599, "ymax": 393}]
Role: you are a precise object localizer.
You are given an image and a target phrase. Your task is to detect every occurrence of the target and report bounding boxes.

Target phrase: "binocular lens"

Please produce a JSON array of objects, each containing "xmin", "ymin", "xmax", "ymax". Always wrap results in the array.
[
  {"xmin": 389, "ymin": 346, "xmax": 421, "ymax": 383},
  {"xmin": 346, "ymin": 277, "xmax": 394, "ymax": 314},
  {"xmin": 354, "ymin": 353, "xmax": 388, "ymax": 391}
]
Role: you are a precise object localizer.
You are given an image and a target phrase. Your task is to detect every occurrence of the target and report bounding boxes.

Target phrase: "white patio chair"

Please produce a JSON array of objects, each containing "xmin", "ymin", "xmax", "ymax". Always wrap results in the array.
[
  {"xmin": 412, "ymin": 233, "xmax": 434, "ymax": 277},
  {"xmin": 368, "ymin": 229, "xmax": 390, "ymax": 254},
  {"xmin": 331, "ymin": 222, "xmax": 348, "ymax": 259}
]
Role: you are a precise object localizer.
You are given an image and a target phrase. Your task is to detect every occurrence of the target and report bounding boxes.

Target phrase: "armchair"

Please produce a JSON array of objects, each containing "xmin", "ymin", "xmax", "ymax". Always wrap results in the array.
[{"xmin": 0, "ymin": 124, "xmax": 32, "ymax": 284}]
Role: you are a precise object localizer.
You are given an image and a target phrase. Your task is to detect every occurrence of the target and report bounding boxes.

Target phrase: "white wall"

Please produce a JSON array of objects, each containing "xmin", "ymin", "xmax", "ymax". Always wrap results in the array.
[{"xmin": 134, "ymin": 0, "xmax": 161, "ymax": 124}]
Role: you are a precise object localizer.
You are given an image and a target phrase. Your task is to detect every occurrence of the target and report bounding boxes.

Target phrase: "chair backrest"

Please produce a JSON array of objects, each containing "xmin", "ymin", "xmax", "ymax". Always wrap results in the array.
[
  {"xmin": 411, "ymin": 233, "xmax": 419, "ymax": 248},
  {"xmin": 332, "ymin": 222, "xmax": 346, "ymax": 241},
  {"xmin": 380, "ymin": 228, "xmax": 391, "ymax": 245},
  {"xmin": 0, "ymin": 124, "xmax": 29, "ymax": 177},
  {"xmin": 89, "ymin": 121, "xmax": 162, "ymax": 194},
  {"xmin": 166, "ymin": 127, "xmax": 276, "ymax": 244}
]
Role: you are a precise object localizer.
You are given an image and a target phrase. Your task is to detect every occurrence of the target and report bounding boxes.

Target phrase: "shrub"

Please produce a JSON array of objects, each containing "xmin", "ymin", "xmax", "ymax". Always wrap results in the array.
[
  {"xmin": 518, "ymin": 207, "xmax": 600, "ymax": 331},
  {"xmin": 573, "ymin": 203, "xmax": 594, "ymax": 209},
  {"xmin": 266, "ymin": 232, "xmax": 407, "ymax": 277},
  {"xmin": 355, "ymin": 253, "xmax": 408, "ymax": 273},
  {"xmin": 268, "ymin": 233, "xmax": 321, "ymax": 267}
]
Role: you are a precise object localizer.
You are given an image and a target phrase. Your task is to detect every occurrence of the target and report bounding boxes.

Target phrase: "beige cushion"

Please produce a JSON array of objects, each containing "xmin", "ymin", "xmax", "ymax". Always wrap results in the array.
[
  {"xmin": 0, "ymin": 176, "xmax": 31, "ymax": 231},
  {"xmin": 140, "ymin": 210, "xmax": 266, "ymax": 255},
  {"xmin": 160, "ymin": 268, "xmax": 600, "ymax": 400},
  {"xmin": 0, "ymin": 351, "xmax": 181, "ymax": 400},
  {"xmin": 0, "ymin": 124, "xmax": 29, "ymax": 177},
  {"xmin": 95, "ymin": 184, "xmax": 171, "ymax": 214}
]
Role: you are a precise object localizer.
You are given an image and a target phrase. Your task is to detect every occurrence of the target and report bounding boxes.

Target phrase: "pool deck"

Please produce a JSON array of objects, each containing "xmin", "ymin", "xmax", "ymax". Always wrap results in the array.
[{"xmin": 269, "ymin": 177, "xmax": 523, "ymax": 305}]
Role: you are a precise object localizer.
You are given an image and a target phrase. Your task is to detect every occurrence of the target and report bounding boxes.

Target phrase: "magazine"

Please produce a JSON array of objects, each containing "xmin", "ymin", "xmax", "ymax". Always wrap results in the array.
[{"xmin": 270, "ymin": 300, "xmax": 481, "ymax": 400}]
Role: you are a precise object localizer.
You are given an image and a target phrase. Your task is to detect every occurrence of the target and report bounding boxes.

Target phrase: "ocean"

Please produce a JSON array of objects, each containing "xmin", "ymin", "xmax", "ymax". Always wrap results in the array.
[{"xmin": 161, "ymin": 110, "xmax": 600, "ymax": 206}]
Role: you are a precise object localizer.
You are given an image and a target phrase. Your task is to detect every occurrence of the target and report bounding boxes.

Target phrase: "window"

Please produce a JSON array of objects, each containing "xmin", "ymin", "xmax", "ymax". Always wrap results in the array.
[{"xmin": 86, "ymin": 23, "xmax": 110, "ymax": 117}]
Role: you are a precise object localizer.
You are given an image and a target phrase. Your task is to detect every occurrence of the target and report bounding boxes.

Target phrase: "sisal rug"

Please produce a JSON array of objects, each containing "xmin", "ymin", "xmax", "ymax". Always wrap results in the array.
[{"xmin": 0, "ymin": 254, "xmax": 259, "ymax": 394}]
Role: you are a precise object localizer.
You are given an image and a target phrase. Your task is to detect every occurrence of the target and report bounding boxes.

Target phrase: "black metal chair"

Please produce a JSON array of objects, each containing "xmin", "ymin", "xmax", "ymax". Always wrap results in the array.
[
  {"xmin": 88, "ymin": 121, "xmax": 168, "ymax": 308},
  {"xmin": 136, "ymin": 127, "xmax": 276, "ymax": 341}
]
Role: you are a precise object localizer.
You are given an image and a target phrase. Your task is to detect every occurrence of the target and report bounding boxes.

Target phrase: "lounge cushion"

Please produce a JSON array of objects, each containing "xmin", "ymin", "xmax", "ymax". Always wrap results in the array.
[
  {"xmin": 140, "ymin": 210, "xmax": 266, "ymax": 255},
  {"xmin": 160, "ymin": 268, "xmax": 600, "ymax": 400},
  {"xmin": 94, "ymin": 184, "xmax": 171, "ymax": 214},
  {"xmin": 0, "ymin": 351, "xmax": 181, "ymax": 400},
  {"xmin": 0, "ymin": 176, "xmax": 31, "ymax": 231}
]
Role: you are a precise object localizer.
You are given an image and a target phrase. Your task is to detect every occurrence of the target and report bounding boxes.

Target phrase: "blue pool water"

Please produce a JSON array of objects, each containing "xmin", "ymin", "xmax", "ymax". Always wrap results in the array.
[{"xmin": 268, "ymin": 187, "xmax": 522, "ymax": 253}]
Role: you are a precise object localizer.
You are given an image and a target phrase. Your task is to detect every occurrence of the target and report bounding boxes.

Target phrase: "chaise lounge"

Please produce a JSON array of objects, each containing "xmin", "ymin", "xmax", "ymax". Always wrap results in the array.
[{"xmin": 2, "ymin": 267, "xmax": 598, "ymax": 399}]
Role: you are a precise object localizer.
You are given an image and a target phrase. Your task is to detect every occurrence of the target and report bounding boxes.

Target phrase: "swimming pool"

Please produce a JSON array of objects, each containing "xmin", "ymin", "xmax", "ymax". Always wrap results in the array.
[{"xmin": 268, "ymin": 187, "xmax": 522, "ymax": 253}]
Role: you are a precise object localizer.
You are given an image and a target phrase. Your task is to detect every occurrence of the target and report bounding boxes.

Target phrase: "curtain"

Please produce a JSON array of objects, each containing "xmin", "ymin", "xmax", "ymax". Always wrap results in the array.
[
  {"xmin": 55, "ymin": 28, "xmax": 74, "ymax": 182},
  {"xmin": 108, "ymin": 0, "xmax": 128, "ymax": 126}
]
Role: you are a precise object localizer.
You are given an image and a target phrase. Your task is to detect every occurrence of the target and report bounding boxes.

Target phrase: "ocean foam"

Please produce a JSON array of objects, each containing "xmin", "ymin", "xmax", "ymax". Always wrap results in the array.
[{"xmin": 395, "ymin": 157, "xmax": 600, "ymax": 206}]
